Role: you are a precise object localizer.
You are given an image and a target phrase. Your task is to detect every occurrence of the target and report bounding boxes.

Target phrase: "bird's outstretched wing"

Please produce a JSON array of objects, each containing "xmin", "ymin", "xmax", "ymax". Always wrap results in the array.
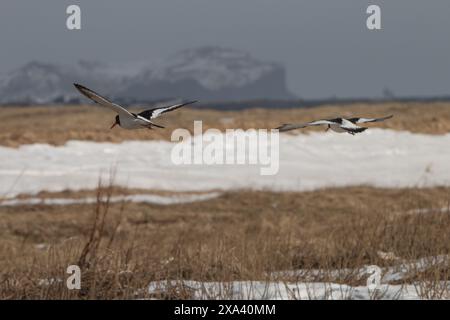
[
  {"xmin": 138, "ymin": 100, "xmax": 197, "ymax": 120},
  {"xmin": 348, "ymin": 115, "xmax": 393, "ymax": 124},
  {"xmin": 73, "ymin": 83, "xmax": 134, "ymax": 119},
  {"xmin": 275, "ymin": 120, "xmax": 336, "ymax": 132}
]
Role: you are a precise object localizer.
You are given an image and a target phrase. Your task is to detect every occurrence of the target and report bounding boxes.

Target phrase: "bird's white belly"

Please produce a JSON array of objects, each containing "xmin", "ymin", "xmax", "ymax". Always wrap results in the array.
[{"xmin": 120, "ymin": 116, "xmax": 147, "ymax": 129}]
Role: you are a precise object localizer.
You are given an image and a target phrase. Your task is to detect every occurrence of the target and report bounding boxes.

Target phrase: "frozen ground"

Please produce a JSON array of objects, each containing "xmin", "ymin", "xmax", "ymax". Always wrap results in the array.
[
  {"xmin": 35, "ymin": 255, "xmax": 449, "ymax": 299},
  {"xmin": 148, "ymin": 255, "xmax": 450, "ymax": 300},
  {"xmin": 270, "ymin": 255, "xmax": 449, "ymax": 283},
  {"xmin": 1, "ymin": 129, "xmax": 450, "ymax": 197},
  {"xmin": 147, "ymin": 280, "xmax": 427, "ymax": 300},
  {"xmin": 0, "ymin": 192, "xmax": 221, "ymax": 206}
]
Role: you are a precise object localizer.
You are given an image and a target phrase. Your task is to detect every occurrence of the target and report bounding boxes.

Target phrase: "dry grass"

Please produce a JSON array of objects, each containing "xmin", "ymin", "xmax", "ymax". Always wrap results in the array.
[
  {"xmin": 0, "ymin": 185, "xmax": 449, "ymax": 299},
  {"xmin": 1, "ymin": 101, "xmax": 450, "ymax": 147}
]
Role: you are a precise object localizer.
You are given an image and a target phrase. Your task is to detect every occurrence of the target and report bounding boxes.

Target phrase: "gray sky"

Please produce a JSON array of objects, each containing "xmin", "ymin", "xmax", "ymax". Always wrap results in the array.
[{"xmin": 1, "ymin": 0, "xmax": 450, "ymax": 99}]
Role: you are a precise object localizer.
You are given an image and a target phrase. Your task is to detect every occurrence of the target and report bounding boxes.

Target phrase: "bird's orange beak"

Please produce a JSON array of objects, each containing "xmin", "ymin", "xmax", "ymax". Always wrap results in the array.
[{"xmin": 110, "ymin": 121, "xmax": 118, "ymax": 129}]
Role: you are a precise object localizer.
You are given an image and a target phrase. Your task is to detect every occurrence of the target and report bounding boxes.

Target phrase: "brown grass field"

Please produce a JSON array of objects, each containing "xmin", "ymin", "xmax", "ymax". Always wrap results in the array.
[
  {"xmin": 1, "ymin": 102, "xmax": 450, "ymax": 147},
  {"xmin": 0, "ymin": 184, "xmax": 449, "ymax": 299},
  {"xmin": 0, "ymin": 102, "xmax": 449, "ymax": 299}
]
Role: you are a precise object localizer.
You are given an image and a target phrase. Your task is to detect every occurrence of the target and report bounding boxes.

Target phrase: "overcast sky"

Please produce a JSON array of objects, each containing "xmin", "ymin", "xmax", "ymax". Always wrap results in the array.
[{"xmin": 1, "ymin": 0, "xmax": 450, "ymax": 99}]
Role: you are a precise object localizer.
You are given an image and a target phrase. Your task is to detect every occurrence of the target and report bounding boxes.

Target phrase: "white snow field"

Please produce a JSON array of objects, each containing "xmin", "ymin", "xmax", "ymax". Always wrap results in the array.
[{"xmin": 1, "ymin": 129, "xmax": 450, "ymax": 197}]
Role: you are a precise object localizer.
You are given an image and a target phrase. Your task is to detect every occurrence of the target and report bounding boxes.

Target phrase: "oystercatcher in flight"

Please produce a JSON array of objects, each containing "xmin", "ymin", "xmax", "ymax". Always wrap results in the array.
[
  {"xmin": 74, "ymin": 83, "xmax": 197, "ymax": 130},
  {"xmin": 276, "ymin": 115, "xmax": 393, "ymax": 135}
]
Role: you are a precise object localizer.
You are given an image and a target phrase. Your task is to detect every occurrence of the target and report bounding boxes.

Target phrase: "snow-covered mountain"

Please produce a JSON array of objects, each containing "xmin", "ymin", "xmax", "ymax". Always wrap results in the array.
[
  {"xmin": 0, "ymin": 47, "xmax": 295, "ymax": 104},
  {"xmin": 0, "ymin": 61, "xmax": 75, "ymax": 104},
  {"xmin": 0, "ymin": 60, "xmax": 132, "ymax": 104}
]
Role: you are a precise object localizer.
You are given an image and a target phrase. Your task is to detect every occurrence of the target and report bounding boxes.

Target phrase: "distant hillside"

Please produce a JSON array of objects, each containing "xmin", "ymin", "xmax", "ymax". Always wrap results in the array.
[{"xmin": 0, "ymin": 47, "xmax": 295, "ymax": 105}]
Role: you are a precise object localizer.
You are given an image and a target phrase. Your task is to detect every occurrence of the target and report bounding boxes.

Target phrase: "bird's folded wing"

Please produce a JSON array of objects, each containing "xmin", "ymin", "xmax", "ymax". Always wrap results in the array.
[
  {"xmin": 275, "ymin": 120, "xmax": 333, "ymax": 132},
  {"xmin": 73, "ymin": 83, "xmax": 134, "ymax": 119},
  {"xmin": 350, "ymin": 115, "xmax": 393, "ymax": 124}
]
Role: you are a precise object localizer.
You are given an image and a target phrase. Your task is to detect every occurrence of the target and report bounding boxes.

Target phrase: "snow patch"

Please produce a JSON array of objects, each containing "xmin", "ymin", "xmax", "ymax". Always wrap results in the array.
[
  {"xmin": 271, "ymin": 255, "xmax": 449, "ymax": 283},
  {"xmin": 1, "ymin": 193, "xmax": 221, "ymax": 207},
  {"xmin": 147, "ymin": 279, "xmax": 442, "ymax": 300},
  {"xmin": 148, "ymin": 256, "xmax": 450, "ymax": 299},
  {"xmin": 1, "ymin": 129, "xmax": 450, "ymax": 196}
]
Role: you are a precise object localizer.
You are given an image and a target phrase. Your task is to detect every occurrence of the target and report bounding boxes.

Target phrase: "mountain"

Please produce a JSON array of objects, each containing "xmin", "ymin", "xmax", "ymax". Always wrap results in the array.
[
  {"xmin": 0, "ymin": 47, "xmax": 295, "ymax": 104},
  {"xmin": 0, "ymin": 60, "xmax": 131, "ymax": 104},
  {"xmin": 120, "ymin": 47, "xmax": 295, "ymax": 101},
  {"xmin": 0, "ymin": 61, "xmax": 75, "ymax": 104}
]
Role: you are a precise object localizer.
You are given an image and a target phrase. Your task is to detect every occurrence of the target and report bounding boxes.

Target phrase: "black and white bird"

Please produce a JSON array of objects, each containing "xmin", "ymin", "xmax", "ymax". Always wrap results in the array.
[
  {"xmin": 276, "ymin": 115, "xmax": 393, "ymax": 135},
  {"xmin": 74, "ymin": 83, "xmax": 197, "ymax": 130}
]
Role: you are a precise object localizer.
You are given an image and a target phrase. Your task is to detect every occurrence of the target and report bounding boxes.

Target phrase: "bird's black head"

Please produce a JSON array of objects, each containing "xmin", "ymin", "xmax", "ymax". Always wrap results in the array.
[{"xmin": 110, "ymin": 115, "xmax": 120, "ymax": 129}]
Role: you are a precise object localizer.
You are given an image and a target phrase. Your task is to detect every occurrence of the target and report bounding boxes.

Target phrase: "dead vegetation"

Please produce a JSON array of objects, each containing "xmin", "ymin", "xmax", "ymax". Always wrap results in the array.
[{"xmin": 0, "ymin": 184, "xmax": 449, "ymax": 299}]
